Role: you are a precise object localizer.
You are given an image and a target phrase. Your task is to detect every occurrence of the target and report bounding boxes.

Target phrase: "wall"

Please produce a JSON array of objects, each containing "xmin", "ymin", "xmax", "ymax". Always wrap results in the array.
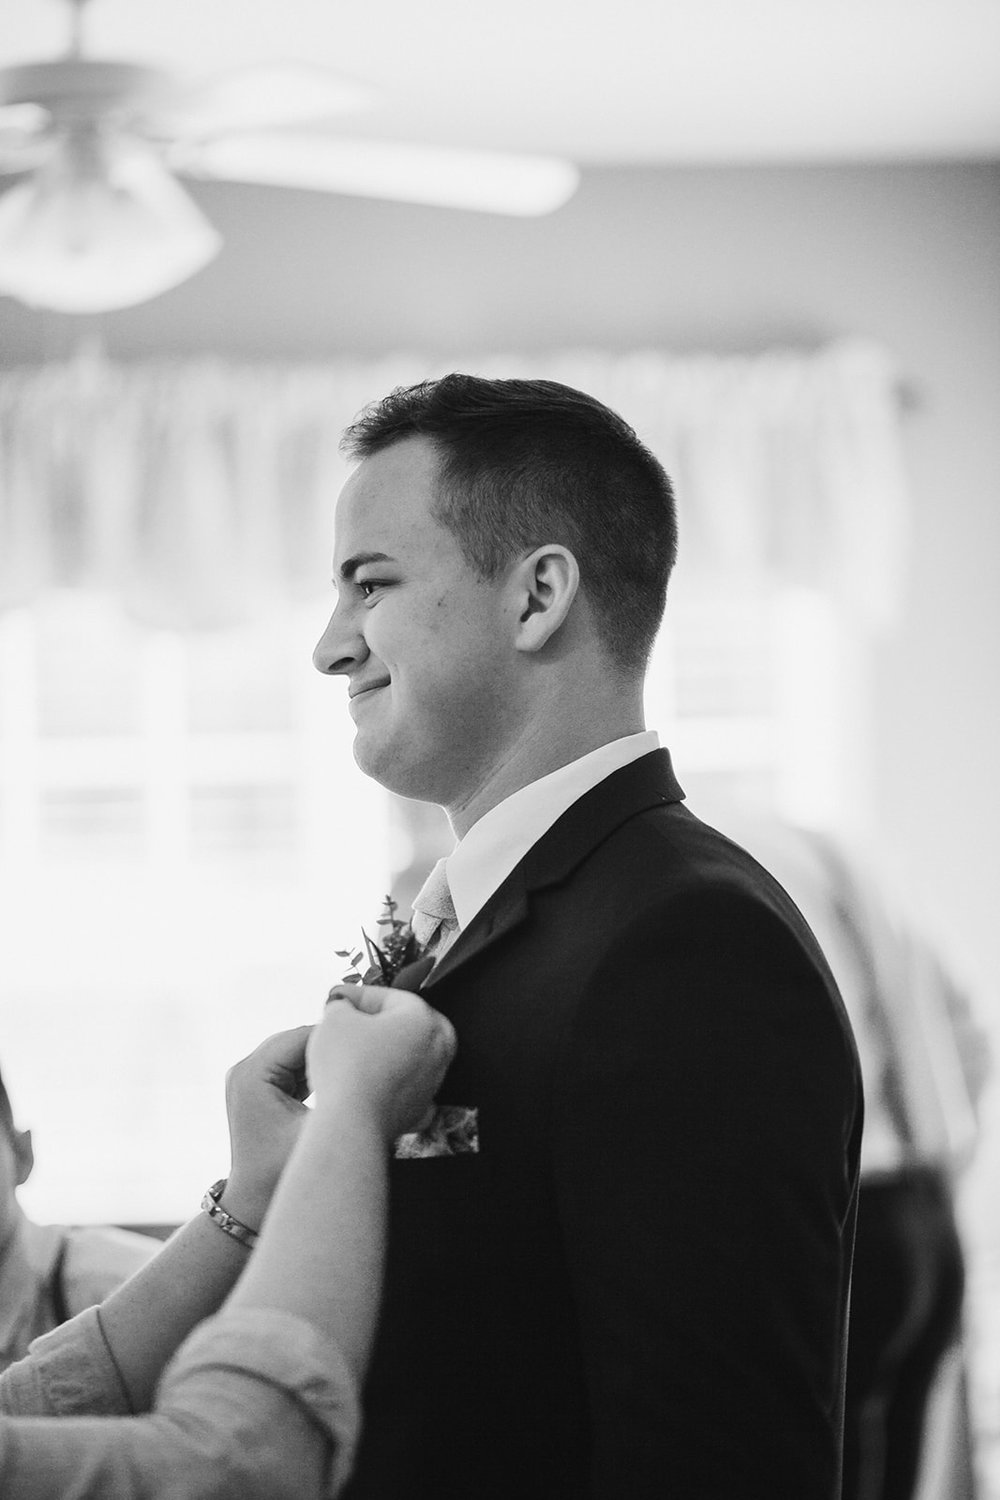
[{"xmin": 2, "ymin": 160, "xmax": 998, "ymax": 986}]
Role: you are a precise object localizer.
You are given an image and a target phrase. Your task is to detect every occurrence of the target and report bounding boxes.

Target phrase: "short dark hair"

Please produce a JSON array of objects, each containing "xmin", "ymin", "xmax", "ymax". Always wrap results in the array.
[{"xmin": 341, "ymin": 375, "xmax": 678, "ymax": 673}]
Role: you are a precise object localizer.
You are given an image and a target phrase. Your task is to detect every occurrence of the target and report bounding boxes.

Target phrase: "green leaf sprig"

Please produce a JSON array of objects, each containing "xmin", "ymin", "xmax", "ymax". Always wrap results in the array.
[{"xmin": 335, "ymin": 893, "xmax": 421, "ymax": 987}]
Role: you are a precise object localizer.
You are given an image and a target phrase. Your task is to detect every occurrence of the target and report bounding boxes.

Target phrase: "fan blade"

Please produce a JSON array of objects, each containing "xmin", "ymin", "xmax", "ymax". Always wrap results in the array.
[
  {"xmin": 145, "ymin": 64, "xmax": 378, "ymax": 143},
  {"xmin": 0, "ymin": 103, "xmax": 53, "ymax": 175},
  {"xmin": 176, "ymin": 133, "xmax": 579, "ymax": 217},
  {"xmin": 0, "ymin": 61, "xmax": 173, "ymax": 118}
]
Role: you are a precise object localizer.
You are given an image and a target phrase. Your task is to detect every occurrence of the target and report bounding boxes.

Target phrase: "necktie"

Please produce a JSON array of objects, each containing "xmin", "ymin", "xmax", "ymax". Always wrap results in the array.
[{"xmin": 410, "ymin": 857, "xmax": 459, "ymax": 956}]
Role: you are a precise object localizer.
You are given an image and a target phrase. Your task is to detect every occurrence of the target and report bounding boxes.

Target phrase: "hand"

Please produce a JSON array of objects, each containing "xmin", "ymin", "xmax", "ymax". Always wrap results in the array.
[
  {"xmin": 313, "ymin": 986, "xmax": 456, "ymax": 1140},
  {"xmin": 223, "ymin": 1025, "xmax": 313, "ymax": 1229}
]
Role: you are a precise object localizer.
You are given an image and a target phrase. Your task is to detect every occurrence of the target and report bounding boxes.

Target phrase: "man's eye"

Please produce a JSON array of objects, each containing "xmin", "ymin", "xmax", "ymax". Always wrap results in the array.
[{"xmin": 358, "ymin": 579, "xmax": 388, "ymax": 598}]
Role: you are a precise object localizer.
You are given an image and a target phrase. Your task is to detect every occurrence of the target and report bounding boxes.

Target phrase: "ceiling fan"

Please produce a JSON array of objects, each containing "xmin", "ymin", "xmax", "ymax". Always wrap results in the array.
[{"xmin": 0, "ymin": 0, "xmax": 579, "ymax": 313}]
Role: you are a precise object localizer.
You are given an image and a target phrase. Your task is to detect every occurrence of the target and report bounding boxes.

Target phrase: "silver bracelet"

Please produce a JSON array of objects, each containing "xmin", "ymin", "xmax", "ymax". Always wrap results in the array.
[{"xmin": 201, "ymin": 1178, "xmax": 260, "ymax": 1251}]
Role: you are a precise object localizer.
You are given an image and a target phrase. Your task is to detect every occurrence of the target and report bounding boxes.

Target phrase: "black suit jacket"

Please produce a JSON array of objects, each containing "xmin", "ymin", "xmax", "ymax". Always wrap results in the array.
[{"xmin": 344, "ymin": 750, "xmax": 863, "ymax": 1499}]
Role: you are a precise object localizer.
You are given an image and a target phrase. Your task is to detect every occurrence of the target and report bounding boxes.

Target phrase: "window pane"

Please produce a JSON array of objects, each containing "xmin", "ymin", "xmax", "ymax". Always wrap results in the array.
[
  {"xmin": 40, "ymin": 787, "xmax": 145, "ymax": 861},
  {"xmin": 34, "ymin": 595, "xmax": 144, "ymax": 738},
  {"xmin": 670, "ymin": 598, "xmax": 772, "ymax": 718},
  {"xmin": 187, "ymin": 629, "xmax": 295, "ymax": 734},
  {"xmin": 190, "ymin": 783, "xmax": 297, "ymax": 859},
  {"xmin": 1, "ymin": 596, "xmax": 390, "ymax": 1224}
]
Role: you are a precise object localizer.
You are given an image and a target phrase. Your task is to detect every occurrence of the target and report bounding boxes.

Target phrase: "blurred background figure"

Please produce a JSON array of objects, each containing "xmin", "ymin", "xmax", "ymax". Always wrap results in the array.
[
  {"xmin": 0, "ymin": 1065, "xmax": 159, "ymax": 1375},
  {"xmin": 707, "ymin": 812, "xmax": 991, "ymax": 1500}
]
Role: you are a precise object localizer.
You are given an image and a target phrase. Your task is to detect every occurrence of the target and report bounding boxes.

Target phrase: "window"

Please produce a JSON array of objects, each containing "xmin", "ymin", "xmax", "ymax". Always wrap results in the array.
[
  {"xmin": 643, "ymin": 578, "xmax": 865, "ymax": 831},
  {"xmin": 0, "ymin": 590, "xmax": 389, "ymax": 1224},
  {"xmin": 1, "ymin": 580, "xmax": 860, "ymax": 1225}
]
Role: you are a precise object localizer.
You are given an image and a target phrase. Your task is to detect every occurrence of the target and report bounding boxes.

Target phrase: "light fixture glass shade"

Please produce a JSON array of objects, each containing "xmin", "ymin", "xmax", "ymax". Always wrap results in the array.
[{"xmin": 0, "ymin": 128, "xmax": 221, "ymax": 313}]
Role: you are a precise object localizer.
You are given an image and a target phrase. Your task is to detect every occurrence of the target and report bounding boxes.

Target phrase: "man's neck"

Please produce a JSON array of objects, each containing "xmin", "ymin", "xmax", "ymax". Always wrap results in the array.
[{"xmin": 446, "ymin": 697, "xmax": 646, "ymax": 841}]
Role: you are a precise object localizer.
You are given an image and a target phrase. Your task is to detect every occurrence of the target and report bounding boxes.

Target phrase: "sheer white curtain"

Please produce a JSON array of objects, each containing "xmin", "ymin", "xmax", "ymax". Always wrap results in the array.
[{"xmin": 0, "ymin": 339, "xmax": 909, "ymax": 629}]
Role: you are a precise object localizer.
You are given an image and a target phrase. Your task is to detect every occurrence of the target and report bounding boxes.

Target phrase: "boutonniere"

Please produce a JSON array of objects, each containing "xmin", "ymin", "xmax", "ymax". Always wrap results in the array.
[
  {"xmin": 334, "ymin": 893, "xmax": 422, "ymax": 989},
  {"xmin": 333, "ymin": 895, "xmax": 479, "ymax": 1159}
]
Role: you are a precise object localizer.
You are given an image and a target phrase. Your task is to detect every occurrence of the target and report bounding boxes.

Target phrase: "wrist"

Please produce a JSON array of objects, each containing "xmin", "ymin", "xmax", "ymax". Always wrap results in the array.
[
  {"xmin": 311, "ymin": 1083, "xmax": 398, "ymax": 1145},
  {"xmin": 216, "ymin": 1175, "xmax": 270, "ymax": 1233}
]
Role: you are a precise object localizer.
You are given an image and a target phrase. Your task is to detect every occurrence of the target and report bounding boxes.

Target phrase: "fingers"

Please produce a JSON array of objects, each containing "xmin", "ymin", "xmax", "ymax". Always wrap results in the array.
[
  {"xmin": 326, "ymin": 983, "xmax": 424, "ymax": 1015},
  {"xmin": 251, "ymin": 1024, "xmax": 314, "ymax": 1066},
  {"xmin": 228, "ymin": 1025, "xmax": 313, "ymax": 1080},
  {"xmin": 317, "ymin": 984, "xmax": 455, "ymax": 1063},
  {"xmin": 324, "ymin": 986, "xmax": 454, "ymax": 1063},
  {"xmin": 307, "ymin": 985, "xmax": 457, "ymax": 1138},
  {"xmin": 326, "ymin": 982, "xmax": 386, "ymax": 1015}
]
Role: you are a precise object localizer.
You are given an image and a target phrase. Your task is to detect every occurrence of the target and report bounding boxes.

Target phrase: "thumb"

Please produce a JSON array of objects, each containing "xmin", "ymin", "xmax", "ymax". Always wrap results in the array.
[{"xmin": 326, "ymin": 983, "xmax": 388, "ymax": 1015}]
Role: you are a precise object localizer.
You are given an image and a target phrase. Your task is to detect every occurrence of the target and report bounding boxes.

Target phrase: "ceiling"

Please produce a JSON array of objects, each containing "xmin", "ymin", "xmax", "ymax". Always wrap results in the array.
[{"xmin": 3, "ymin": 0, "xmax": 999, "ymax": 166}]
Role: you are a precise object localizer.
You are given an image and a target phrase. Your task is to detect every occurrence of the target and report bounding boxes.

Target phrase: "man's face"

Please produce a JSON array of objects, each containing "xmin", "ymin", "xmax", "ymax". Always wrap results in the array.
[
  {"xmin": 0, "ymin": 1124, "xmax": 31, "ymax": 1252},
  {"xmin": 313, "ymin": 436, "xmax": 522, "ymax": 807}
]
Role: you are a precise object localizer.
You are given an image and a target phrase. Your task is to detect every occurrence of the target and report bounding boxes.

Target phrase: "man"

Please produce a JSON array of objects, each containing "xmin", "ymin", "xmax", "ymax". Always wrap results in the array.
[
  {"xmin": 313, "ymin": 375, "xmax": 863, "ymax": 1499},
  {"xmin": 0, "ymin": 1066, "xmax": 159, "ymax": 1376}
]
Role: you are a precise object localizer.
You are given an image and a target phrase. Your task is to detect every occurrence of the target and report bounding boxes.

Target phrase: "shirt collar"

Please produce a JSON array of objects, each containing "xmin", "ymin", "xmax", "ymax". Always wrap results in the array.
[{"xmin": 445, "ymin": 730, "xmax": 660, "ymax": 932}]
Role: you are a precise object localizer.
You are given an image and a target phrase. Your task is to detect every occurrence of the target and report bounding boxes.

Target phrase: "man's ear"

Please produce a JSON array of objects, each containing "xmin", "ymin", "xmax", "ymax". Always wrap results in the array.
[
  {"xmin": 511, "ymin": 546, "xmax": 580, "ymax": 653},
  {"xmin": 13, "ymin": 1129, "xmax": 33, "ymax": 1188}
]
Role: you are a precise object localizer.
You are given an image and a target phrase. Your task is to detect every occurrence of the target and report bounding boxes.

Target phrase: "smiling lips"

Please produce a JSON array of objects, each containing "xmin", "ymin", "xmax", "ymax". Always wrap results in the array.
[{"xmin": 349, "ymin": 680, "xmax": 390, "ymax": 703}]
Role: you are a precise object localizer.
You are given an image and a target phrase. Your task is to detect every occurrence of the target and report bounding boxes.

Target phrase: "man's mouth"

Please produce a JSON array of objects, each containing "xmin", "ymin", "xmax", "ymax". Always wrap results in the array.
[{"xmin": 349, "ymin": 680, "xmax": 390, "ymax": 702}]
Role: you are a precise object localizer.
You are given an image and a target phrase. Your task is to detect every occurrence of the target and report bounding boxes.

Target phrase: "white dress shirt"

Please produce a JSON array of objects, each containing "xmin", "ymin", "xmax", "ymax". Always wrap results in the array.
[{"xmin": 444, "ymin": 730, "xmax": 660, "ymax": 934}]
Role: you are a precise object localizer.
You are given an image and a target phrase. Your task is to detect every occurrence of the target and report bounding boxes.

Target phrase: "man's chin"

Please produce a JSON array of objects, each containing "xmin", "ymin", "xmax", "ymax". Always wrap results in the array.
[
  {"xmin": 351, "ymin": 734, "xmax": 441, "ymax": 804},
  {"xmin": 351, "ymin": 732, "xmax": 404, "ymax": 794}
]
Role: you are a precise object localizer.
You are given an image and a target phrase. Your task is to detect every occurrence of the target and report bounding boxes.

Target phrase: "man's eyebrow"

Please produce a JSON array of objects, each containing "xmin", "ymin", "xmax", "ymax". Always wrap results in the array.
[{"xmin": 336, "ymin": 551, "xmax": 396, "ymax": 583}]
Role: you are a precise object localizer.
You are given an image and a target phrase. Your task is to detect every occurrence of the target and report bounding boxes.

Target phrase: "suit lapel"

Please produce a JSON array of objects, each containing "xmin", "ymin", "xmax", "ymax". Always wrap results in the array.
[{"xmin": 420, "ymin": 748, "xmax": 684, "ymax": 993}]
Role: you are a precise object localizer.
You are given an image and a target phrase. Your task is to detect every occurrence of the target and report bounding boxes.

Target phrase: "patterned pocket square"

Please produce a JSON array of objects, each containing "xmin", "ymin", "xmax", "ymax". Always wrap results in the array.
[{"xmin": 394, "ymin": 1104, "xmax": 479, "ymax": 1160}]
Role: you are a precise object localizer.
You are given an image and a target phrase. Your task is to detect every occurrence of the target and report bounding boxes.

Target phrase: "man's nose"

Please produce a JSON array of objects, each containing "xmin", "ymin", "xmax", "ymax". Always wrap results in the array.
[{"xmin": 312, "ymin": 608, "xmax": 366, "ymax": 676}]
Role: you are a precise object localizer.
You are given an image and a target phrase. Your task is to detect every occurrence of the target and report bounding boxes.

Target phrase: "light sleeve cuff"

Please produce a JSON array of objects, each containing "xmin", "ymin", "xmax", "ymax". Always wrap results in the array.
[
  {"xmin": 159, "ymin": 1306, "xmax": 361, "ymax": 1497},
  {"xmin": 0, "ymin": 1306, "xmax": 132, "ymax": 1417}
]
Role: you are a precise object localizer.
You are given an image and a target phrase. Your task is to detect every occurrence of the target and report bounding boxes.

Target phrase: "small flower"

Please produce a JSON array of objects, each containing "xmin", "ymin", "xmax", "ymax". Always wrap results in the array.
[
  {"xmin": 333, "ymin": 894, "xmax": 472, "ymax": 1159},
  {"xmin": 334, "ymin": 893, "xmax": 423, "ymax": 990}
]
